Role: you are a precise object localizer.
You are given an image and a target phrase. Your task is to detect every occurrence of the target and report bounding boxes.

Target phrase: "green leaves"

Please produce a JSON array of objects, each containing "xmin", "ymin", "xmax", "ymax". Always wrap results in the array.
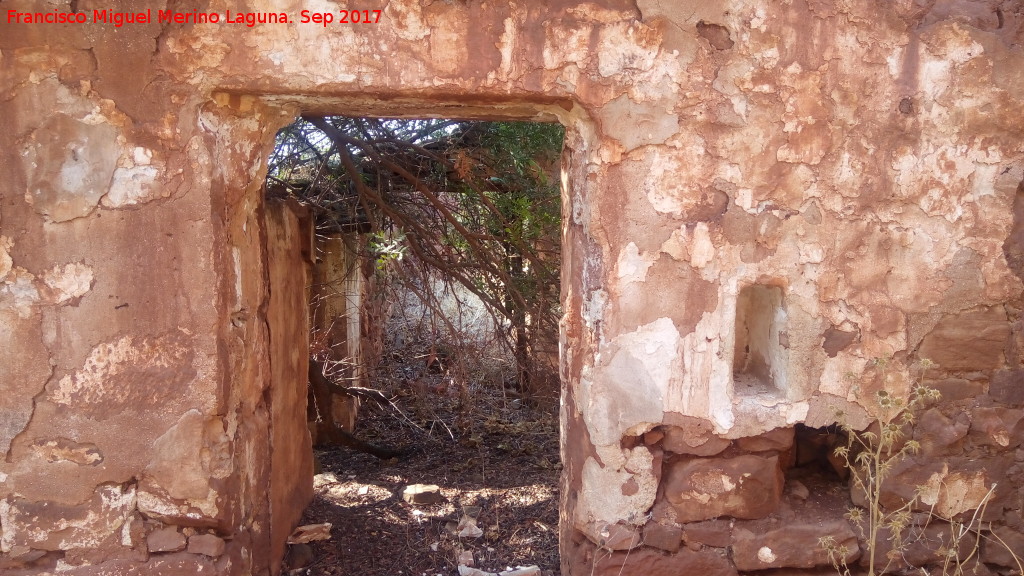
[{"xmin": 268, "ymin": 116, "xmax": 565, "ymax": 396}]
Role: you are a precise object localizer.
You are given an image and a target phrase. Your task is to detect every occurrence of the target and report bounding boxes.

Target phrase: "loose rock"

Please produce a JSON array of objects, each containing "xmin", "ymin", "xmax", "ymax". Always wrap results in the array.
[{"xmin": 402, "ymin": 483, "xmax": 445, "ymax": 505}]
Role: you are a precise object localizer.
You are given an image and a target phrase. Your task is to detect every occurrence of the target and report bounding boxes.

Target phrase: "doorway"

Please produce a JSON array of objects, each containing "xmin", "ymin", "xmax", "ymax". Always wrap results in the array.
[{"xmin": 265, "ymin": 116, "xmax": 566, "ymax": 575}]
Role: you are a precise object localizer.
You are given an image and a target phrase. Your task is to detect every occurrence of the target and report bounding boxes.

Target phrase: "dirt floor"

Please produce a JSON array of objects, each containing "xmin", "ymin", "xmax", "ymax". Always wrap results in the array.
[{"xmin": 287, "ymin": 359, "xmax": 562, "ymax": 576}]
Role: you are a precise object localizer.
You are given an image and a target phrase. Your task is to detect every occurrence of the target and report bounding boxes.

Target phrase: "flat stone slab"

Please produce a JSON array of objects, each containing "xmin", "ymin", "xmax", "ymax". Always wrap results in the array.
[{"xmin": 402, "ymin": 484, "xmax": 445, "ymax": 505}]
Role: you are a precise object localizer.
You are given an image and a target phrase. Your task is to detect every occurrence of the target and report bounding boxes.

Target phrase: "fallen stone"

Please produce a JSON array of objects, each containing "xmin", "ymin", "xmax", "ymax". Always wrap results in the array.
[
  {"xmin": 786, "ymin": 479, "xmax": 810, "ymax": 500},
  {"xmin": 458, "ymin": 518, "xmax": 484, "ymax": 539},
  {"xmin": 457, "ymin": 565, "xmax": 541, "ymax": 576},
  {"xmin": 287, "ymin": 523, "xmax": 332, "ymax": 544},
  {"xmin": 402, "ymin": 483, "xmax": 445, "ymax": 504},
  {"xmin": 732, "ymin": 521, "xmax": 859, "ymax": 570},
  {"xmin": 664, "ymin": 454, "xmax": 783, "ymax": 522},
  {"xmin": 500, "ymin": 567, "xmax": 541, "ymax": 576},
  {"xmin": 187, "ymin": 533, "xmax": 226, "ymax": 557},
  {"xmin": 147, "ymin": 526, "xmax": 187, "ymax": 553}
]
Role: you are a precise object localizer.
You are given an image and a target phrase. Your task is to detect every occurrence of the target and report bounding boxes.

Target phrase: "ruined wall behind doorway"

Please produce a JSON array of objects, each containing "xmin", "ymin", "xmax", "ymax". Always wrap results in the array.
[{"xmin": 1, "ymin": 1, "xmax": 1024, "ymax": 574}]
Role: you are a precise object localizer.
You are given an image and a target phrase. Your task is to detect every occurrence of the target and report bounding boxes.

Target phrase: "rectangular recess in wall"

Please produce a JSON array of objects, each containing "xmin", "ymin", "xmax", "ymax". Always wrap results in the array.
[{"xmin": 733, "ymin": 285, "xmax": 788, "ymax": 397}]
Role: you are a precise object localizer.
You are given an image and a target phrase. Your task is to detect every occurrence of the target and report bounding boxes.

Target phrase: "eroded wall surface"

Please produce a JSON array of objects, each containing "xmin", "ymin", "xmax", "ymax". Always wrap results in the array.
[{"xmin": 1, "ymin": 0, "xmax": 1023, "ymax": 574}]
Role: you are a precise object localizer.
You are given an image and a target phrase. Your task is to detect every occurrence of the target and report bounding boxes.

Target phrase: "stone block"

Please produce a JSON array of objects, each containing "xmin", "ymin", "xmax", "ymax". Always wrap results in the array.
[
  {"xmin": 663, "ymin": 455, "xmax": 783, "ymax": 522},
  {"xmin": 915, "ymin": 408, "xmax": 969, "ymax": 456},
  {"xmin": 659, "ymin": 416, "xmax": 731, "ymax": 456},
  {"xmin": 642, "ymin": 521, "xmax": 682, "ymax": 552},
  {"xmin": 147, "ymin": 526, "xmax": 187, "ymax": 553},
  {"xmin": 969, "ymin": 407, "xmax": 1024, "ymax": 448},
  {"xmin": 187, "ymin": 533, "xmax": 226, "ymax": 557},
  {"xmin": 918, "ymin": 308, "xmax": 1010, "ymax": 372},
  {"xmin": 862, "ymin": 523, "xmax": 977, "ymax": 571},
  {"xmin": 928, "ymin": 378, "xmax": 986, "ymax": 402},
  {"xmin": 578, "ymin": 521, "xmax": 642, "ymax": 550},
  {"xmin": 982, "ymin": 525, "xmax": 1024, "ymax": 567},
  {"xmin": 990, "ymin": 369, "xmax": 1024, "ymax": 406},
  {"xmin": 682, "ymin": 519, "xmax": 732, "ymax": 548},
  {"xmin": 38, "ymin": 552, "xmax": 216, "ymax": 575},
  {"xmin": 402, "ymin": 484, "xmax": 445, "ymax": 505},
  {"xmin": 732, "ymin": 521, "xmax": 859, "ymax": 570},
  {"xmin": 736, "ymin": 427, "xmax": 795, "ymax": 452},
  {"xmin": 589, "ymin": 546, "xmax": 737, "ymax": 576}
]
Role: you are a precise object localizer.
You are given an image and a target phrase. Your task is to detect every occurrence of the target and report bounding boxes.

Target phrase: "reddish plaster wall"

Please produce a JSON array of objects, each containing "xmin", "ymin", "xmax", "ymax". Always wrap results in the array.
[{"xmin": 1, "ymin": 1, "xmax": 1023, "ymax": 574}]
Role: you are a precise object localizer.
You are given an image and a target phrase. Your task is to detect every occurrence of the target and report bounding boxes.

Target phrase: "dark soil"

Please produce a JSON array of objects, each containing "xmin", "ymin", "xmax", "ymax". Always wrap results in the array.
[{"xmin": 287, "ymin": 364, "xmax": 562, "ymax": 576}]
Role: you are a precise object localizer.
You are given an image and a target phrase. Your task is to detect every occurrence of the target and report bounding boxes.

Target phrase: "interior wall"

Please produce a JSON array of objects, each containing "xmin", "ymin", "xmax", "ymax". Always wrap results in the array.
[
  {"xmin": 264, "ymin": 198, "xmax": 315, "ymax": 575},
  {"xmin": 1, "ymin": 1, "xmax": 1023, "ymax": 575}
]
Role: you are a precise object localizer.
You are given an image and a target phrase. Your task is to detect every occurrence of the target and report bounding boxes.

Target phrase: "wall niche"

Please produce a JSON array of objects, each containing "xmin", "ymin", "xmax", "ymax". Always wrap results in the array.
[{"xmin": 733, "ymin": 284, "xmax": 788, "ymax": 398}]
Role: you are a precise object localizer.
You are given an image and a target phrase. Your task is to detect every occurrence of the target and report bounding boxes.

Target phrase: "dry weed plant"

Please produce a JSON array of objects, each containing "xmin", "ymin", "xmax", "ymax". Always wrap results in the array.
[{"xmin": 822, "ymin": 358, "xmax": 1023, "ymax": 576}]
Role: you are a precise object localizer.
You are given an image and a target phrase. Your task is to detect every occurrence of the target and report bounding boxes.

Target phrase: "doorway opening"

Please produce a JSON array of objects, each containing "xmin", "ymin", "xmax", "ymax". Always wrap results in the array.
[{"xmin": 265, "ymin": 116, "xmax": 565, "ymax": 575}]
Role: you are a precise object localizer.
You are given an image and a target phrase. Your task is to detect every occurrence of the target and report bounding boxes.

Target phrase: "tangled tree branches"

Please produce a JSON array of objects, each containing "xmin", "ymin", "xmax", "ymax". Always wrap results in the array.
[{"xmin": 267, "ymin": 116, "xmax": 563, "ymax": 399}]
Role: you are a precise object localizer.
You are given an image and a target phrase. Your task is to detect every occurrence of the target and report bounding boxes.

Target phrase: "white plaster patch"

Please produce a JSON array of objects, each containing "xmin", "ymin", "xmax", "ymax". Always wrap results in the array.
[
  {"xmin": 384, "ymin": 0, "xmax": 429, "ymax": 40},
  {"xmin": 0, "ymin": 498, "xmax": 13, "ymax": 553},
  {"xmin": 2, "ymin": 269, "xmax": 40, "ymax": 318},
  {"xmin": 42, "ymin": 262, "xmax": 93, "ymax": 304},
  {"xmin": 543, "ymin": 22, "xmax": 591, "ymax": 69},
  {"xmin": 576, "ymin": 444, "xmax": 657, "ymax": 528},
  {"xmin": 582, "ymin": 289, "xmax": 607, "ymax": 330},
  {"xmin": 690, "ymin": 223, "xmax": 715, "ymax": 268},
  {"xmin": 495, "ymin": 16, "xmax": 518, "ymax": 82},
  {"xmin": 799, "ymin": 243, "xmax": 824, "ymax": 264},
  {"xmin": 0, "ymin": 236, "xmax": 13, "ymax": 281},
  {"xmin": 971, "ymin": 163, "xmax": 998, "ymax": 200},
  {"xmin": 585, "ymin": 318, "xmax": 680, "ymax": 445},
  {"xmin": 919, "ymin": 465, "xmax": 989, "ymax": 518},
  {"xmin": 103, "ymin": 165, "xmax": 161, "ymax": 207},
  {"xmin": 660, "ymin": 227, "xmax": 688, "ymax": 261},
  {"xmin": 616, "ymin": 242, "xmax": 654, "ymax": 284},
  {"xmin": 136, "ymin": 491, "xmax": 210, "ymax": 523},
  {"xmin": 784, "ymin": 401, "xmax": 810, "ymax": 424},
  {"xmin": 644, "ymin": 149, "xmax": 685, "ymax": 214},
  {"xmin": 597, "ymin": 21, "xmax": 658, "ymax": 77},
  {"xmin": 672, "ymin": 310, "xmax": 731, "ymax": 430},
  {"xmin": 818, "ymin": 355, "xmax": 868, "ymax": 399}
]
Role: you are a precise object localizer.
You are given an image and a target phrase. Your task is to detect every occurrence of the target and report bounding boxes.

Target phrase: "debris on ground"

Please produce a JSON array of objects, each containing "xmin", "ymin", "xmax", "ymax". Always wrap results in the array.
[
  {"xmin": 292, "ymin": 339, "xmax": 561, "ymax": 575},
  {"xmin": 287, "ymin": 523, "xmax": 333, "ymax": 544}
]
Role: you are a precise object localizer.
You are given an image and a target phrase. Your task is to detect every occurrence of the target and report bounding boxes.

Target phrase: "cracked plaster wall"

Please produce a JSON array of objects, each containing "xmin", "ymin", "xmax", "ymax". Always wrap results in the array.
[{"xmin": 1, "ymin": 0, "xmax": 1023, "ymax": 574}]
